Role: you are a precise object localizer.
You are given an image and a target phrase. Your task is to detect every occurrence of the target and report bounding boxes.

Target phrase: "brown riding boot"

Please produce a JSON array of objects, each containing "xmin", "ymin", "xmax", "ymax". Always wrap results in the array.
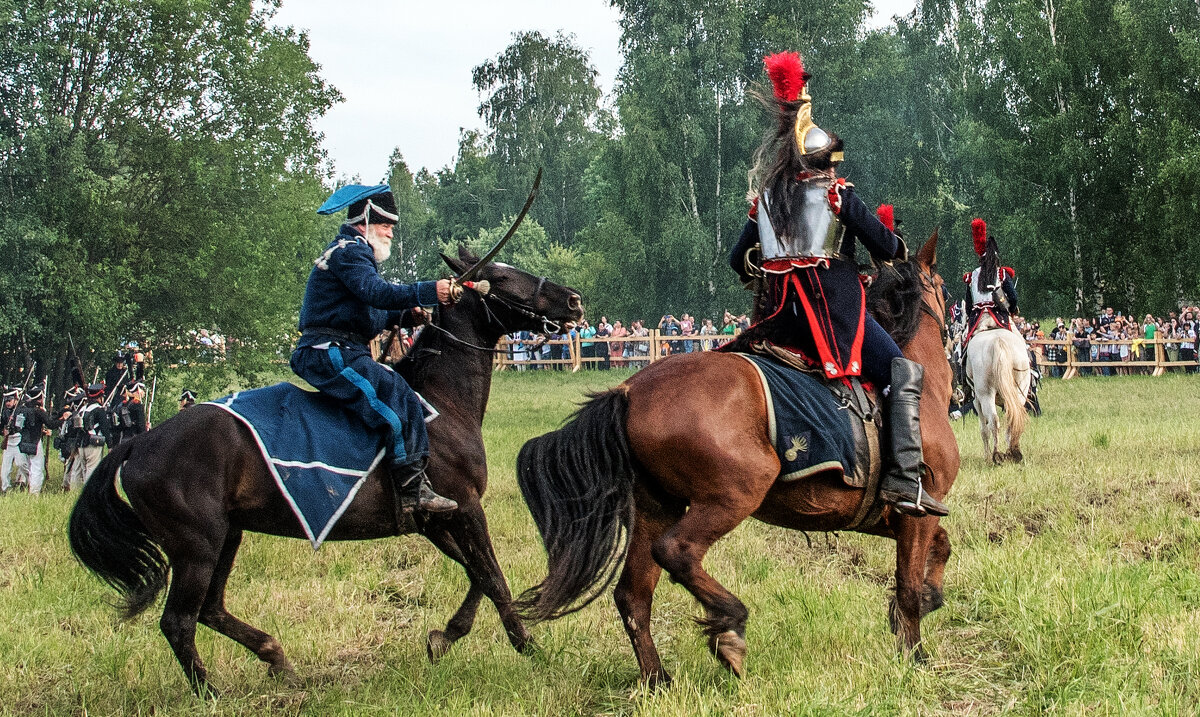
[
  {"xmin": 391, "ymin": 459, "xmax": 458, "ymax": 514},
  {"xmin": 879, "ymin": 358, "xmax": 950, "ymax": 518}
]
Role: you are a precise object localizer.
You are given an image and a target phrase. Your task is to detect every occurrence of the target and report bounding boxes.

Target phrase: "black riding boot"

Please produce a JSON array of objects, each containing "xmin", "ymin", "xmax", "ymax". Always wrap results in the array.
[
  {"xmin": 879, "ymin": 358, "xmax": 950, "ymax": 518},
  {"xmin": 390, "ymin": 459, "xmax": 458, "ymax": 514}
]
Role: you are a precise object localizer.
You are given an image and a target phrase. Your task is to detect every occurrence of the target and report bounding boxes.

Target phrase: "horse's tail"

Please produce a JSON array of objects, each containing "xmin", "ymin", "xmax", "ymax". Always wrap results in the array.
[
  {"xmin": 68, "ymin": 440, "xmax": 169, "ymax": 620},
  {"xmin": 992, "ymin": 341, "xmax": 1029, "ymax": 440},
  {"xmin": 515, "ymin": 388, "xmax": 637, "ymax": 623}
]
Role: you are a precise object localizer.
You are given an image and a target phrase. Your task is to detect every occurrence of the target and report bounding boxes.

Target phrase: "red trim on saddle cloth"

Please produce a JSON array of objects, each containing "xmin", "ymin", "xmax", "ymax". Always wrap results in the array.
[
  {"xmin": 758, "ymin": 258, "xmax": 866, "ymax": 379},
  {"xmin": 965, "ymin": 305, "xmax": 1010, "ymax": 344}
]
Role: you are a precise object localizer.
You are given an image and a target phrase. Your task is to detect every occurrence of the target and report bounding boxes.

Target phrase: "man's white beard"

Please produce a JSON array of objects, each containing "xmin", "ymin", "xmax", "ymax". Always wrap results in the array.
[{"xmin": 365, "ymin": 228, "xmax": 392, "ymax": 264}]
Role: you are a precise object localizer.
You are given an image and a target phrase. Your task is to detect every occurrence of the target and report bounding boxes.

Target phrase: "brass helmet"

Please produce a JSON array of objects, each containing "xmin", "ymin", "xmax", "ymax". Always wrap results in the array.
[{"xmin": 764, "ymin": 51, "xmax": 842, "ymax": 163}]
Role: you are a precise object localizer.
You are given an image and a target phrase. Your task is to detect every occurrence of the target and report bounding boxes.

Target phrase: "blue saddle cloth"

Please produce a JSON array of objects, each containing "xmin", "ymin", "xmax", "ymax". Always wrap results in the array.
[
  {"xmin": 205, "ymin": 383, "xmax": 387, "ymax": 549},
  {"xmin": 734, "ymin": 354, "xmax": 857, "ymax": 482}
]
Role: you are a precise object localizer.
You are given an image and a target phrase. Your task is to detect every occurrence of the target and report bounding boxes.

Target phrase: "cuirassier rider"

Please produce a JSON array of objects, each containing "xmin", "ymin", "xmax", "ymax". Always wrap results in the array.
[
  {"xmin": 291, "ymin": 184, "xmax": 458, "ymax": 514},
  {"xmin": 963, "ymin": 218, "xmax": 1019, "ymax": 344},
  {"xmin": 729, "ymin": 51, "xmax": 948, "ymax": 517}
]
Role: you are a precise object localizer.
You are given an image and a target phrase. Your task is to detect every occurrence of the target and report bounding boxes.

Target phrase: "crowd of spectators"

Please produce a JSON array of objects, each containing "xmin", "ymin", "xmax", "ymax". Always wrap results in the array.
[
  {"xmin": 1015, "ymin": 305, "xmax": 1199, "ymax": 376},
  {"xmin": 504, "ymin": 311, "xmax": 752, "ymax": 370}
]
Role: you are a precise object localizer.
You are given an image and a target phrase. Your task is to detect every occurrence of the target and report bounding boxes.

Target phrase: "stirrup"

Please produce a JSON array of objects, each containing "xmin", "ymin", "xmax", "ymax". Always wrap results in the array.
[
  {"xmin": 417, "ymin": 481, "xmax": 458, "ymax": 513},
  {"xmin": 881, "ymin": 480, "xmax": 948, "ymax": 518}
]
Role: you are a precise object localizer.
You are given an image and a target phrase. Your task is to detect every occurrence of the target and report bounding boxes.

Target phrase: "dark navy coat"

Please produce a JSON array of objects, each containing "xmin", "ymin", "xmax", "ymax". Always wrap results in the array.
[{"xmin": 298, "ymin": 224, "xmax": 438, "ymax": 348}]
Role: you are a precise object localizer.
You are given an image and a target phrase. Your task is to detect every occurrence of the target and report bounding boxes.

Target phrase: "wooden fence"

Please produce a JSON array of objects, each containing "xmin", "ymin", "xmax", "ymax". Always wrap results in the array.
[
  {"xmin": 490, "ymin": 332, "xmax": 739, "ymax": 371},
  {"xmin": 1029, "ymin": 337, "xmax": 1197, "ymax": 378}
]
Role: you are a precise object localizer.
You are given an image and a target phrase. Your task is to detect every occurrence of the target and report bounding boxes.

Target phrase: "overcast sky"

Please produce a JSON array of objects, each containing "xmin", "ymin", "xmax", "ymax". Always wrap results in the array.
[{"xmin": 270, "ymin": 0, "xmax": 917, "ymax": 183}]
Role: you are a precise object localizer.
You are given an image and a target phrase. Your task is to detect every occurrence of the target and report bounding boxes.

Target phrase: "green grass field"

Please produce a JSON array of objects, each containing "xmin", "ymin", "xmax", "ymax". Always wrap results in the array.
[{"xmin": 1, "ymin": 371, "xmax": 1198, "ymax": 716}]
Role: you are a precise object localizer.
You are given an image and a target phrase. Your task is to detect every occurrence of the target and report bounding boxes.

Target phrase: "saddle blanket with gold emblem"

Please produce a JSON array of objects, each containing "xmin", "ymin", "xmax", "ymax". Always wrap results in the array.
[{"xmin": 734, "ymin": 353, "xmax": 858, "ymax": 482}]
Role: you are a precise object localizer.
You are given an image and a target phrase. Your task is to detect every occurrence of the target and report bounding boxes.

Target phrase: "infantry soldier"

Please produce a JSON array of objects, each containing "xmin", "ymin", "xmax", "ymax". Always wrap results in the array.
[
  {"xmin": 1, "ymin": 387, "xmax": 22, "ymax": 493},
  {"xmin": 57, "ymin": 386, "xmax": 86, "ymax": 491},
  {"xmin": 178, "ymin": 389, "xmax": 197, "ymax": 411},
  {"xmin": 64, "ymin": 384, "xmax": 111, "ymax": 489},
  {"xmin": 290, "ymin": 184, "xmax": 458, "ymax": 514},
  {"xmin": 103, "ymin": 353, "xmax": 130, "ymax": 405},
  {"xmin": 11, "ymin": 386, "xmax": 61, "ymax": 495},
  {"xmin": 115, "ymin": 381, "xmax": 148, "ymax": 444},
  {"xmin": 729, "ymin": 51, "xmax": 948, "ymax": 517}
]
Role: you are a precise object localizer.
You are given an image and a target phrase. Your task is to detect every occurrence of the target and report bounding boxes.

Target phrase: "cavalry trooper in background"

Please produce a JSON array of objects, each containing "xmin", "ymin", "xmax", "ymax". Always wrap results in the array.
[
  {"xmin": 729, "ymin": 50, "xmax": 948, "ymax": 517},
  {"xmin": 64, "ymin": 384, "xmax": 111, "ymax": 490},
  {"xmin": 11, "ymin": 386, "xmax": 62, "ymax": 495},
  {"xmin": 1, "ymin": 387, "xmax": 22, "ymax": 493},
  {"xmin": 179, "ymin": 389, "xmax": 197, "ymax": 411},
  {"xmin": 963, "ymin": 218, "xmax": 1019, "ymax": 343},
  {"xmin": 116, "ymin": 381, "xmax": 148, "ymax": 444},
  {"xmin": 291, "ymin": 183, "xmax": 458, "ymax": 514}
]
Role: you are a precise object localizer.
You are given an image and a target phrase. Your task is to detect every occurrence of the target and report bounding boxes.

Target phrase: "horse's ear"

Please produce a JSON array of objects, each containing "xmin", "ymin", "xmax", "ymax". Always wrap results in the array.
[
  {"xmin": 457, "ymin": 245, "xmax": 481, "ymax": 264},
  {"xmin": 441, "ymin": 252, "xmax": 467, "ymax": 274},
  {"xmin": 917, "ymin": 228, "xmax": 939, "ymax": 268}
]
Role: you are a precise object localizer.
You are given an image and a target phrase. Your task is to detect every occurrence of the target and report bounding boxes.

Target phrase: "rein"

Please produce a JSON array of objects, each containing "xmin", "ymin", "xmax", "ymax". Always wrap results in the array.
[{"xmin": 418, "ymin": 276, "xmax": 561, "ymax": 355}]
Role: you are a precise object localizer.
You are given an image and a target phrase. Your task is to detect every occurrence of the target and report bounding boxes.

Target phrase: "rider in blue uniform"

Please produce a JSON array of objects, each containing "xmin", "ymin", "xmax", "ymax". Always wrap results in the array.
[
  {"xmin": 291, "ymin": 184, "xmax": 458, "ymax": 514},
  {"xmin": 728, "ymin": 51, "xmax": 948, "ymax": 517}
]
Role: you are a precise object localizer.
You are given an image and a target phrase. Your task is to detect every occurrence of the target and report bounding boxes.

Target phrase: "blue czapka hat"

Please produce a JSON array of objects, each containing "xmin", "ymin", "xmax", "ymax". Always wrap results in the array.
[{"xmin": 317, "ymin": 184, "xmax": 399, "ymax": 225}]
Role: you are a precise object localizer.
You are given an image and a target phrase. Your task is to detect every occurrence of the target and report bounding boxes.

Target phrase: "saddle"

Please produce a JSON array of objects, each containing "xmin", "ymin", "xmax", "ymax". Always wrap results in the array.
[{"xmin": 737, "ymin": 343, "xmax": 886, "ymax": 531}]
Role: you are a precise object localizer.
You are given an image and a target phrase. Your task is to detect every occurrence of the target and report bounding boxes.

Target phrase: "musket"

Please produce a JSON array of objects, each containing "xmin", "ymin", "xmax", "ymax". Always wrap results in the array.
[
  {"xmin": 146, "ymin": 376, "xmax": 157, "ymax": 430},
  {"xmin": 92, "ymin": 367, "xmax": 100, "ymax": 384},
  {"xmin": 67, "ymin": 332, "xmax": 87, "ymax": 389},
  {"xmin": 104, "ymin": 368, "xmax": 128, "ymax": 408}
]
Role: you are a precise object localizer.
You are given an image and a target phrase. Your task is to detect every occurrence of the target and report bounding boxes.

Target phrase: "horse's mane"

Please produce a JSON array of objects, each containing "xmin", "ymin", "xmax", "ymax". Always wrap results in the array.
[{"xmin": 866, "ymin": 261, "xmax": 926, "ymax": 348}]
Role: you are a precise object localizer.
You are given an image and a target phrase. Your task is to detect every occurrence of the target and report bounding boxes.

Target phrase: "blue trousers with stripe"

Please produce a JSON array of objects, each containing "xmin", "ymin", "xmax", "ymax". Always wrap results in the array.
[{"xmin": 290, "ymin": 344, "xmax": 427, "ymax": 468}]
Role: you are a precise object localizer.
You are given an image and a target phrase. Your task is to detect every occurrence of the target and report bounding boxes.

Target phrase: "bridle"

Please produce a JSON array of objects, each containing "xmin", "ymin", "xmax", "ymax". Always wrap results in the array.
[
  {"xmin": 917, "ymin": 265, "xmax": 949, "ymax": 345},
  {"xmin": 418, "ymin": 275, "xmax": 565, "ymax": 355}
]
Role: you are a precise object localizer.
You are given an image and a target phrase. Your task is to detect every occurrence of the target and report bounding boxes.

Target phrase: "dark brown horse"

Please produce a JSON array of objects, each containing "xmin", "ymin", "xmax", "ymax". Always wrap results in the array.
[
  {"xmin": 516, "ymin": 234, "xmax": 957, "ymax": 685},
  {"xmin": 68, "ymin": 251, "xmax": 582, "ymax": 695}
]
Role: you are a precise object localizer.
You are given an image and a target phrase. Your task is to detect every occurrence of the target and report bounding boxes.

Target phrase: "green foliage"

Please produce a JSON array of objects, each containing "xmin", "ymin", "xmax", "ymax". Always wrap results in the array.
[{"xmin": 0, "ymin": 0, "xmax": 338, "ymax": 391}]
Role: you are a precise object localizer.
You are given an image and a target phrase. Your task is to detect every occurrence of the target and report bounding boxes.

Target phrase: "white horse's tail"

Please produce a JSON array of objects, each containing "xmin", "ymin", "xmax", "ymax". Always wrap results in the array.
[{"xmin": 991, "ymin": 341, "xmax": 1028, "ymax": 442}]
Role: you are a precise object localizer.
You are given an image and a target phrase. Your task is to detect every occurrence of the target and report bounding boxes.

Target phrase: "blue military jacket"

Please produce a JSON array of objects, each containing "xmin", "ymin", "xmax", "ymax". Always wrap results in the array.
[{"xmin": 297, "ymin": 224, "xmax": 439, "ymax": 348}]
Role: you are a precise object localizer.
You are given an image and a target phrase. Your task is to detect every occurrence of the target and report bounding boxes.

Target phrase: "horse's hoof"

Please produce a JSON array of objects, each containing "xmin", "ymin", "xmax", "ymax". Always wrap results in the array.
[
  {"xmin": 267, "ymin": 662, "xmax": 300, "ymax": 687},
  {"xmin": 991, "ymin": 452, "xmax": 1005, "ymax": 466},
  {"xmin": 426, "ymin": 629, "xmax": 454, "ymax": 664},
  {"xmin": 644, "ymin": 669, "xmax": 673, "ymax": 690},
  {"xmin": 1009, "ymin": 449, "xmax": 1023, "ymax": 464},
  {"xmin": 709, "ymin": 630, "xmax": 746, "ymax": 678},
  {"xmin": 910, "ymin": 643, "xmax": 930, "ymax": 665}
]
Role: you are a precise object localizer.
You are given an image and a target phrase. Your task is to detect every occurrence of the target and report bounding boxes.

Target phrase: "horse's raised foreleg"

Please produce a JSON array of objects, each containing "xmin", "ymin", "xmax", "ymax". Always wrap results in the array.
[
  {"xmin": 651, "ymin": 500, "xmax": 753, "ymax": 677},
  {"xmin": 614, "ymin": 500, "xmax": 679, "ymax": 687},
  {"xmin": 420, "ymin": 523, "xmax": 486, "ymax": 662},
  {"xmin": 430, "ymin": 503, "xmax": 532, "ymax": 656},
  {"xmin": 889, "ymin": 516, "xmax": 937, "ymax": 662},
  {"xmin": 198, "ymin": 529, "xmax": 296, "ymax": 683}
]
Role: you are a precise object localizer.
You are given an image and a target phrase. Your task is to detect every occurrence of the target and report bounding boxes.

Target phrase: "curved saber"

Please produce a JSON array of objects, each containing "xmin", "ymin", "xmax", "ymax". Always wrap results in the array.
[{"xmin": 459, "ymin": 168, "xmax": 542, "ymax": 282}]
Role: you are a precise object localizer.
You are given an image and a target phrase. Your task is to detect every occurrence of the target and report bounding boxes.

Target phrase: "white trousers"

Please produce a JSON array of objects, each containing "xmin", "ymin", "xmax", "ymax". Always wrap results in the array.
[
  {"xmin": 2, "ymin": 434, "xmax": 23, "ymax": 491},
  {"xmin": 13, "ymin": 439, "xmax": 45, "ymax": 494},
  {"xmin": 67, "ymin": 445, "xmax": 103, "ymax": 490}
]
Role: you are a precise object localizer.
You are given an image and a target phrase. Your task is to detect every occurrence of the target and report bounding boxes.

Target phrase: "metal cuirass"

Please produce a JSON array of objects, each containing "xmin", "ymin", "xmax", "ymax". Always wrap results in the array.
[
  {"xmin": 757, "ymin": 187, "xmax": 845, "ymax": 261},
  {"xmin": 968, "ymin": 267, "xmax": 1004, "ymax": 307}
]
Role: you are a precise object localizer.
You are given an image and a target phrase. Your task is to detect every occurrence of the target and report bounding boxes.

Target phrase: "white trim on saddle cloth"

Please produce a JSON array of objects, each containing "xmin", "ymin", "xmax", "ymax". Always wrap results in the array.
[
  {"xmin": 203, "ymin": 393, "xmax": 386, "ymax": 550},
  {"xmin": 731, "ymin": 353, "xmax": 848, "ymax": 483}
]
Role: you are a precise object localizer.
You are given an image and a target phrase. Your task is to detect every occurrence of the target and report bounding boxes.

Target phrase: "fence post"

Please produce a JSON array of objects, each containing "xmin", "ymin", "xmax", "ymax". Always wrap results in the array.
[
  {"xmin": 572, "ymin": 332, "xmax": 582, "ymax": 372},
  {"xmin": 1062, "ymin": 338, "xmax": 1077, "ymax": 380},
  {"xmin": 1152, "ymin": 337, "xmax": 1165, "ymax": 376}
]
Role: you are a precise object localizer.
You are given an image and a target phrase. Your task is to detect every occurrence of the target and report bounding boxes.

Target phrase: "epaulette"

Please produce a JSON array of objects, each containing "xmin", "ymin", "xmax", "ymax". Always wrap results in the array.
[
  {"xmin": 1002, "ymin": 266, "xmax": 1016, "ymax": 279},
  {"xmin": 314, "ymin": 237, "xmax": 357, "ymax": 270},
  {"xmin": 748, "ymin": 196, "xmax": 759, "ymax": 220},
  {"xmin": 962, "ymin": 272, "xmax": 972, "ymax": 283}
]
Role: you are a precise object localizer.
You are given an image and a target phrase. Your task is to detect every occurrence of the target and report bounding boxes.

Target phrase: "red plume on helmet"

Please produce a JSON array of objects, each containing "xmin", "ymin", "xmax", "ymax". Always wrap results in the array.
[
  {"xmin": 764, "ymin": 52, "xmax": 806, "ymax": 103},
  {"xmin": 876, "ymin": 204, "xmax": 895, "ymax": 232},
  {"xmin": 971, "ymin": 218, "xmax": 987, "ymax": 256}
]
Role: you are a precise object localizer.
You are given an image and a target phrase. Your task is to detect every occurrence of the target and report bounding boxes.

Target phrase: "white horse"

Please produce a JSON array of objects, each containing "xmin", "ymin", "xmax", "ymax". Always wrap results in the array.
[{"xmin": 965, "ymin": 315, "xmax": 1031, "ymax": 464}]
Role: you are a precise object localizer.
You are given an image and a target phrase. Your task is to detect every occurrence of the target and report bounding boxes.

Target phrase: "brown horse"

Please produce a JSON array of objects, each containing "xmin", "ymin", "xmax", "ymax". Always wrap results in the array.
[
  {"xmin": 68, "ymin": 251, "xmax": 582, "ymax": 695},
  {"xmin": 515, "ymin": 234, "xmax": 957, "ymax": 685}
]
